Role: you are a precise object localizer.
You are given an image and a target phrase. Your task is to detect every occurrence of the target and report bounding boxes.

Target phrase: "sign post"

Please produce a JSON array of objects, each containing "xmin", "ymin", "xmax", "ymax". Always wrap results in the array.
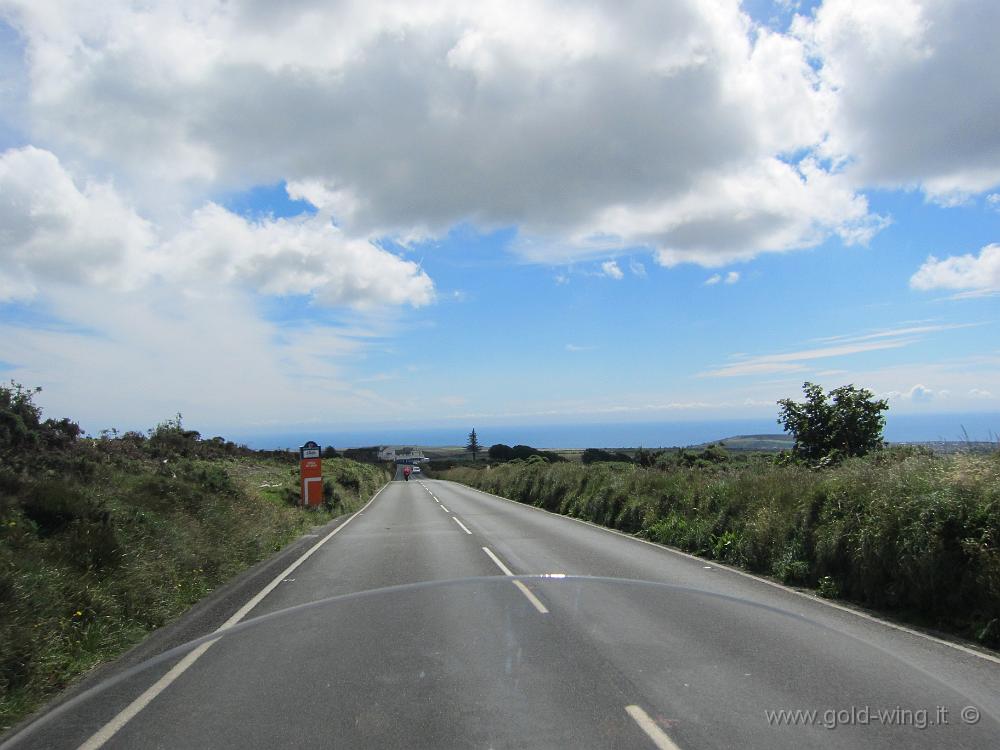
[{"xmin": 299, "ymin": 440, "xmax": 323, "ymax": 508}]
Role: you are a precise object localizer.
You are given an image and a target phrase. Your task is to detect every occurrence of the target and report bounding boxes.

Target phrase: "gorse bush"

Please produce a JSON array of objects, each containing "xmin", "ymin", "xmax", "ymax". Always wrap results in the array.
[{"xmin": 443, "ymin": 449, "xmax": 1000, "ymax": 646}]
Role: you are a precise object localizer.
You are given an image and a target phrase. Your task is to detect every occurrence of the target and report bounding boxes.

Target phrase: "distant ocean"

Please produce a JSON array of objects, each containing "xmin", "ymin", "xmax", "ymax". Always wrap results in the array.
[{"xmin": 231, "ymin": 412, "xmax": 1000, "ymax": 451}]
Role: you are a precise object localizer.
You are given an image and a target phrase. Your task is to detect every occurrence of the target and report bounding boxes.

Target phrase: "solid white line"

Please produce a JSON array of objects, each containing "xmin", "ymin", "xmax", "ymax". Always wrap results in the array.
[
  {"xmin": 77, "ymin": 482, "xmax": 390, "ymax": 750},
  {"xmin": 481, "ymin": 546, "xmax": 549, "ymax": 614},
  {"xmin": 439, "ymin": 504, "xmax": 449, "ymax": 512},
  {"xmin": 452, "ymin": 516, "xmax": 473, "ymax": 535},
  {"xmin": 453, "ymin": 482, "xmax": 1000, "ymax": 665},
  {"xmin": 625, "ymin": 705, "xmax": 682, "ymax": 750}
]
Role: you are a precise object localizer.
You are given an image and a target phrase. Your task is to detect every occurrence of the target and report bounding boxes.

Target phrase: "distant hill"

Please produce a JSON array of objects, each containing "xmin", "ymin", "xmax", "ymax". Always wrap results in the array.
[{"xmin": 694, "ymin": 434, "xmax": 794, "ymax": 452}]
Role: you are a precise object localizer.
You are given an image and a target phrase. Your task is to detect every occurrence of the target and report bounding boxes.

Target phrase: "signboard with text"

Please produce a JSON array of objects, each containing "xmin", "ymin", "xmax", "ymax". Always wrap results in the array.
[{"xmin": 299, "ymin": 441, "xmax": 323, "ymax": 507}]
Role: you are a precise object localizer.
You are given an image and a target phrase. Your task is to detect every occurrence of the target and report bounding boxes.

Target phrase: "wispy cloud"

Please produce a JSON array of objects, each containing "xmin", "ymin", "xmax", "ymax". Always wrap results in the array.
[
  {"xmin": 700, "ymin": 339, "xmax": 915, "ymax": 378},
  {"xmin": 705, "ymin": 271, "xmax": 739, "ymax": 285},
  {"xmin": 566, "ymin": 343, "xmax": 596, "ymax": 352},
  {"xmin": 813, "ymin": 322, "xmax": 982, "ymax": 344}
]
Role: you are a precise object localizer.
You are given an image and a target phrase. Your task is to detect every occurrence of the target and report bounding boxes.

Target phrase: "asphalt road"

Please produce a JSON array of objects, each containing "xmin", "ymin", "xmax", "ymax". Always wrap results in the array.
[{"xmin": 8, "ymin": 471, "xmax": 999, "ymax": 749}]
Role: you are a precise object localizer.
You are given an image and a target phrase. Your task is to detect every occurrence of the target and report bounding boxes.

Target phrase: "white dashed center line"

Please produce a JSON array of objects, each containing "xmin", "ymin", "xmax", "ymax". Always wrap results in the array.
[{"xmin": 481, "ymin": 546, "xmax": 548, "ymax": 614}]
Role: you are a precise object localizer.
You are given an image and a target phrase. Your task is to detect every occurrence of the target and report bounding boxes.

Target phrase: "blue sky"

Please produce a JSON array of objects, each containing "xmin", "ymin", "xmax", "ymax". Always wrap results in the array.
[{"xmin": 1, "ymin": 0, "xmax": 998, "ymax": 438}]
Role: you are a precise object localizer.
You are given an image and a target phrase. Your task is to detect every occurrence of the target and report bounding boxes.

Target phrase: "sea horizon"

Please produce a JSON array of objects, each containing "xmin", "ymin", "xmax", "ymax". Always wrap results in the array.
[{"xmin": 228, "ymin": 412, "xmax": 1000, "ymax": 451}]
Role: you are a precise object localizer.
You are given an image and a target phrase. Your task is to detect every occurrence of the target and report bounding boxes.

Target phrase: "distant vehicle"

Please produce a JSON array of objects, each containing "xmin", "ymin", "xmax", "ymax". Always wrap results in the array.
[{"xmin": 411, "ymin": 467, "xmax": 421, "ymax": 474}]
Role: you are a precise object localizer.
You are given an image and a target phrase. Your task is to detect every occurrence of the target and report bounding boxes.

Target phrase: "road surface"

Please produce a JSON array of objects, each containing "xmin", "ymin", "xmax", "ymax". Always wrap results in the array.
[{"xmin": 7, "ymin": 471, "xmax": 999, "ymax": 749}]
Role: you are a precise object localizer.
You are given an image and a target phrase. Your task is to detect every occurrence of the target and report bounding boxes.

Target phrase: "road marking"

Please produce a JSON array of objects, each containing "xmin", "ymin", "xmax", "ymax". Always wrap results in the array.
[
  {"xmin": 77, "ymin": 482, "xmax": 391, "ymax": 750},
  {"xmin": 455, "ymin": 483, "xmax": 1000, "ymax": 666},
  {"xmin": 481, "ymin": 546, "xmax": 549, "ymax": 614},
  {"xmin": 440, "ymin": 504, "xmax": 450, "ymax": 512},
  {"xmin": 452, "ymin": 516, "xmax": 473, "ymax": 535},
  {"xmin": 625, "ymin": 705, "xmax": 682, "ymax": 750}
]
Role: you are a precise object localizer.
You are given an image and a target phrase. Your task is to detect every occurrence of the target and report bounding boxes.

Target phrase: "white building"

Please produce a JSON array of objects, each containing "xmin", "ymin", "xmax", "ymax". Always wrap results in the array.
[{"xmin": 378, "ymin": 446, "xmax": 427, "ymax": 463}]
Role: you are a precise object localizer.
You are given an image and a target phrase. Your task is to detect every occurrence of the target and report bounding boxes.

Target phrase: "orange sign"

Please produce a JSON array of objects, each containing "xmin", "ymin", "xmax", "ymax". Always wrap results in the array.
[{"xmin": 299, "ymin": 441, "xmax": 323, "ymax": 507}]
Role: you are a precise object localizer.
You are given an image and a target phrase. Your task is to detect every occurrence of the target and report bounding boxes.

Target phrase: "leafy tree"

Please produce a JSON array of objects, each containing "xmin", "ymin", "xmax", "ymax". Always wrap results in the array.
[
  {"xmin": 778, "ymin": 382, "xmax": 888, "ymax": 463},
  {"xmin": 322, "ymin": 445, "xmax": 339, "ymax": 458},
  {"xmin": 466, "ymin": 428, "xmax": 481, "ymax": 461}
]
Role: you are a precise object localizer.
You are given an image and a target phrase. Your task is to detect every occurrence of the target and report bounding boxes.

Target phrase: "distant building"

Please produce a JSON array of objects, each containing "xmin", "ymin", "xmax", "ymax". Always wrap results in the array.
[{"xmin": 378, "ymin": 446, "xmax": 428, "ymax": 463}]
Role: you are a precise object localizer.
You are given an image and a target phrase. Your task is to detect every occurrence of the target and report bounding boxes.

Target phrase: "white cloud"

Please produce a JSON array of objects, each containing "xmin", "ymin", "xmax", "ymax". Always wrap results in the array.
[
  {"xmin": 0, "ymin": 146, "xmax": 155, "ymax": 301},
  {"xmin": 0, "ymin": 0, "xmax": 884, "ymax": 266},
  {"xmin": 702, "ymin": 339, "xmax": 916, "ymax": 377},
  {"xmin": 162, "ymin": 203, "xmax": 434, "ymax": 309},
  {"xmin": 968, "ymin": 388, "xmax": 994, "ymax": 399},
  {"xmin": 705, "ymin": 271, "xmax": 740, "ymax": 285},
  {"xmin": 910, "ymin": 244, "xmax": 1000, "ymax": 297},
  {"xmin": 795, "ymin": 0, "xmax": 1000, "ymax": 202},
  {"xmin": 988, "ymin": 194, "xmax": 1000, "ymax": 211},
  {"xmin": 814, "ymin": 322, "xmax": 982, "ymax": 344},
  {"xmin": 628, "ymin": 259, "xmax": 647, "ymax": 278},
  {"xmin": 0, "ymin": 146, "xmax": 433, "ymax": 309},
  {"xmin": 601, "ymin": 260, "xmax": 624, "ymax": 280},
  {"xmin": 905, "ymin": 384, "xmax": 936, "ymax": 403},
  {"xmin": 566, "ymin": 343, "xmax": 595, "ymax": 352}
]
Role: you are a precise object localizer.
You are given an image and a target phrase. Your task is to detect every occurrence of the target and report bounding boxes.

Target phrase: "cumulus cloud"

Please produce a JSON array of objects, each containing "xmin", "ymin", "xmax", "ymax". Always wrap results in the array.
[
  {"xmin": 967, "ymin": 388, "xmax": 994, "ymax": 399},
  {"xmin": 724, "ymin": 271, "xmax": 740, "ymax": 284},
  {"xmin": 0, "ymin": 0, "xmax": 887, "ymax": 266},
  {"xmin": 601, "ymin": 260, "xmax": 624, "ymax": 280},
  {"xmin": 0, "ymin": 146, "xmax": 155, "ymax": 301},
  {"xmin": 705, "ymin": 274, "xmax": 722, "ymax": 285},
  {"xmin": 905, "ymin": 384, "xmax": 936, "ymax": 403},
  {"xmin": 910, "ymin": 244, "xmax": 1000, "ymax": 297},
  {"xmin": 796, "ymin": 0, "xmax": 1000, "ymax": 202},
  {"xmin": 0, "ymin": 146, "xmax": 433, "ymax": 308}
]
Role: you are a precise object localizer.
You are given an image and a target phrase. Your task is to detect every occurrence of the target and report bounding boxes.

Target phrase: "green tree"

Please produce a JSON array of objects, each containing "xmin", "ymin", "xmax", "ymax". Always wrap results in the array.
[
  {"xmin": 488, "ymin": 443, "xmax": 515, "ymax": 462},
  {"xmin": 466, "ymin": 428, "xmax": 481, "ymax": 461},
  {"xmin": 778, "ymin": 382, "xmax": 888, "ymax": 463}
]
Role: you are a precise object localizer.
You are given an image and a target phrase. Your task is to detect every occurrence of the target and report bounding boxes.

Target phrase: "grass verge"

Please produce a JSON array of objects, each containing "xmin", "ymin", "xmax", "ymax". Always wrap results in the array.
[
  {"xmin": 436, "ymin": 449, "xmax": 1000, "ymax": 648},
  {"xmin": 0, "ymin": 452, "xmax": 387, "ymax": 731}
]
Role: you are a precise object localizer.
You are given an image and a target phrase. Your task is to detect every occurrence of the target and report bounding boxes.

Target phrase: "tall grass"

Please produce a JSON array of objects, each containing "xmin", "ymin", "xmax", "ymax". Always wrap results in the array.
[
  {"xmin": 0, "ymin": 455, "xmax": 388, "ymax": 731},
  {"xmin": 440, "ymin": 450, "xmax": 1000, "ymax": 646}
]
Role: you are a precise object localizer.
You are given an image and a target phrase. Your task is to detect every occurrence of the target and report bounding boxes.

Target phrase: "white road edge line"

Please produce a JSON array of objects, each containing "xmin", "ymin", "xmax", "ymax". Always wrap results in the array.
[
  {"xmin": 452, "ymin": 516, "xmax": 473, "ymax": 535},
  {"xmin": 77, "ymin": 481, "xmax": 391, "ymax": 750},
  {"xmin": 456, "ymin": 483, "xmax": 1000, "ymax": 666},
  {"xmin": 625, "ymin": 705, "xmax": 682, "ymax": 750},
  {"xmin": 481, "ymin": 546, "xmax": 549, "ymax": 614}
]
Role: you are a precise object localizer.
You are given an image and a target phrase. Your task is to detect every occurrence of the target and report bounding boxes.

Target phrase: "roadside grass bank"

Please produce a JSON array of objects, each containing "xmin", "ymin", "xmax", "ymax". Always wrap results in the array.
[
  {"xmin": 0, "ymin": 398, "xmax": 388, "ymax": 730},
  {"xmin": 435, "ymin": 449, "xmax": 1000, "ymax": 648}
]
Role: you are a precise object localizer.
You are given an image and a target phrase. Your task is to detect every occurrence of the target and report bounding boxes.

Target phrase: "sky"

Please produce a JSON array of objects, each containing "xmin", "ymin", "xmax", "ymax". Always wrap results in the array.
[{"xmin": 0, "ymin": 0, "xmax": 998, "ymax": 439}]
